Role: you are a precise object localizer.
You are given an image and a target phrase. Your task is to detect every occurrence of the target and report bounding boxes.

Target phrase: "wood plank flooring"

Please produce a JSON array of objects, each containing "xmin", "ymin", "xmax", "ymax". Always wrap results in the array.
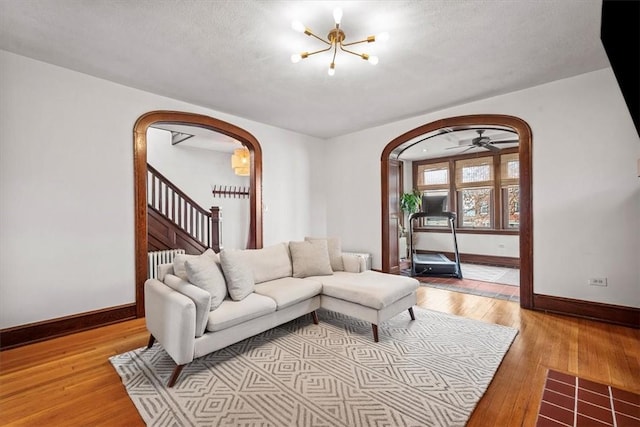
[{"xmin": 1, "ymin": 287, "xmax": 638, "ymax": 426}]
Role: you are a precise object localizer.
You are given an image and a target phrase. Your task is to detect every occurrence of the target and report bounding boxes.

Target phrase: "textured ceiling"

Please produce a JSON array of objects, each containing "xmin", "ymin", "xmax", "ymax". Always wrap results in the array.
[{"xmin": 0, "ymin": 0, "xmax": 609, "ymax": 139}]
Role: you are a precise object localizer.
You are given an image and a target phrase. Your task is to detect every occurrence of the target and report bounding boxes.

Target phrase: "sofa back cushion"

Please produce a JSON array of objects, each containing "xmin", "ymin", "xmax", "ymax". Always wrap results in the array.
[
  {"xmin": 305, "ymin": 237, "xmax": 344, "ymax": 271},
  {"xmin": 172, "ymin": 248, "xmax": 217, "ymax": 281},
  {"xmin": 289, "ymin": 240, "xmax": 333, "ymax": 278},
  {"xmin": 220, "ymin": 249, "xmax": 255, "ymax": 301},
  {"xmin": 185, "ymin": 254, "xmax": 227, "ymax": 310},
  {"xmin": 236, "ymin": 242, "xmax": 292, "ymax": 284}
]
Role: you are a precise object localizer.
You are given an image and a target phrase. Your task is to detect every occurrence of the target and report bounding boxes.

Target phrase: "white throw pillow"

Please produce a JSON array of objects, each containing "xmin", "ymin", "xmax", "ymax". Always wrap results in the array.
[
  {"xmin": 305, "ymin": 236, "xmax": 344, "ymax": 271},
  {"xmin": 172, "ymin": 248, "xmax": 216, "ymax": 281},
  {"xmin": 219, "ymin": 249, "xmax": 255, "ymax": 301},
  {"xmin": 185, "ymin": 254, "xmax": 227, "ymax": 310},
  {"xmin": 236, "ymin": 243, "xmax": 292, "ymax": 284},
  {"xmin": 289, "ymin": 240, "xmax": 333, "ymax": 278},
  {"xmin": 342, "ymin": 254, "xmax": 363, "ymax": 273}
]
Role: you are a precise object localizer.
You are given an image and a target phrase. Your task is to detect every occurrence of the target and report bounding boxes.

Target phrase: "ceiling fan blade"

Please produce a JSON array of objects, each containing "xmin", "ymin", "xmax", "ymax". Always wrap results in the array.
[
  {"xmin": 490, "ymin": 139, "xmax": 519, "ymax": 144},
  {"xmin": 482, "ymin": 142, "xmax": 501, "ymax": 153},
  {"xmin": 458, "ymin": 145, "xmax": 476, "ymax": 154}
]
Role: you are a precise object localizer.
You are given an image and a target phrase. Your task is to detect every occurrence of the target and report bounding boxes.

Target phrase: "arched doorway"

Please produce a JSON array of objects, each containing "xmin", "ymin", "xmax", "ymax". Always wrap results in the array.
[
  {"xmin": 381, "ymin": 114, "xmax": 533, "ymax": 308},
  {"xmin": 133, "ymin": 111, "xmax": 263, "ymax": 316}
]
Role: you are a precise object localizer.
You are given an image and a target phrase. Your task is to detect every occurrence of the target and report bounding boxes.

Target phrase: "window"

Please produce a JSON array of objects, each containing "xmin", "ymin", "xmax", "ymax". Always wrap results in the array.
[
  {"xmin": 416, "ymin": 162, "xmax": 450, "ymax": 226},
  {"xmin": 501, "ymin": 153, "xmax": 520, "ymax": 228},
  {"xmin": 456, "ymin": 157, "xmax": 494, "ymax": 228},
  {"xmin": 412, "ymin": 148, "xmax": 519, "ymax": 232}
]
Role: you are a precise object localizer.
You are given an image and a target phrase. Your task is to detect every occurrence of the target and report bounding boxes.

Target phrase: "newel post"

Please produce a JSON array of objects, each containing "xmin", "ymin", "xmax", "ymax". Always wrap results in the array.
[{"xmin": 210, "ymin": 206, "xmax": 221, "ymax": 252}]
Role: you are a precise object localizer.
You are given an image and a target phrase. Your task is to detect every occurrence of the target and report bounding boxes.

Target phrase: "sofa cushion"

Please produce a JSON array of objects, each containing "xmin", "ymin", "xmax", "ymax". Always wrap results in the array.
[
  {"xmin": 342, "ymin": 254, "xmax": 364, "ymax": 273},
  {"xmin": 220, "ymin": 249, "xmax": 255, "ymax": 301},
  {"xmin": 254, "ymin": 277, "xmax": 322, "ymax": 310},
  {"xmin": 163, "ymin": 274, "xmax": 211, "ymax": 337},
  {"xmin": 289, "ymin": 240, "xmax": 333, "ymax": 278},
  {"xmin": 156, "ymin": 263, "xmax": 174, "ymax": 282},
  {"xmin": 236, "ymin": 243, "xmax": 292, "ymax": 284},
  {"xmin": 312, "ymin": 271, "xmax": 419, "ymax": 309},
  {"xmin": 305, "ymin": 236, "xmax": 344, "ymax": 271},
  {"xmin": 172, "ymin": 248, "xmax": 217, "ymax": 281},
  {"xmin": 185, "ymin": 254, "xmax": 227, "ymax": 310},
  {"xmin": 206, "ymin": 293, "xmax": 277, "ymax": 332}
]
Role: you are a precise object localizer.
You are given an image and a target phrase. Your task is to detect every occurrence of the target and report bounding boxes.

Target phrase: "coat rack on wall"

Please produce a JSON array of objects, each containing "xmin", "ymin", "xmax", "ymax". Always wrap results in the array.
[{"xmin": 212, "ymin": 185, "xmax": 250, "ymax": 199}]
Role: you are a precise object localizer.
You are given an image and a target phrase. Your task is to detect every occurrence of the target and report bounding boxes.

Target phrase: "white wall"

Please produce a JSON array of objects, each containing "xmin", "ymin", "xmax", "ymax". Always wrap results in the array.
[
  {"xmin": 146, "ymin": 128, "xmax": 249, "ymax": 250},
  {"xmin": 0, "ymin": 50, "xmax": 324, "ymax": 329},
  {"xmin": 325, "ymin": 68, "xmax": 640, "ymax": 308},
  {"xmin": 413, "ymin": 232, "xmax": 519, "ymax": 258}
]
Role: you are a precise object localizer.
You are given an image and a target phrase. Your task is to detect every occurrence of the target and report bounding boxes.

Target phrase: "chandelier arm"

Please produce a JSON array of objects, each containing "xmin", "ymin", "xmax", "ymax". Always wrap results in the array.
[
  {"xmin": 307, "ymin": 31, "xmax": 331, "ymax": 46},
  {"xmin": 341, "ymin": 36, "xmax": 374, "ymax": 47},
  {"xmin": 305, "ymin": 44, "xmax": 334, "ymax": 57},
  {"xmin": 339, "ymin": 44, "xmax": 368, "ymax": 59}
]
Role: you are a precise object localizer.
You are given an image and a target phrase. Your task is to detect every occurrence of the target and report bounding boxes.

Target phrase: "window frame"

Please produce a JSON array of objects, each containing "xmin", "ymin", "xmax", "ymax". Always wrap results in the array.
[{"xmin": 412, "ymin": 147, "xmax": 519, "ymax": 234}]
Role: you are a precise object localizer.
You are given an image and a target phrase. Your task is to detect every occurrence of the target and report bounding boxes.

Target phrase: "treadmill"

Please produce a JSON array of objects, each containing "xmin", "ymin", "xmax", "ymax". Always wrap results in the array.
[{"xmin": 408, "ymin": 198, "xmax": 462, "ymax": 279}]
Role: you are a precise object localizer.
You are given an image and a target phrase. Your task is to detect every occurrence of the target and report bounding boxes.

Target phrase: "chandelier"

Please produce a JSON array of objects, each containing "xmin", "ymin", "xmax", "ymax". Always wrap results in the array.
[
  {"xmin": 290, "ymin": 8, "xmax": 389, "ymax": 76},
  {"xmin": 231, "ymin": 147, "xmax": 250, "ymax": 176}
]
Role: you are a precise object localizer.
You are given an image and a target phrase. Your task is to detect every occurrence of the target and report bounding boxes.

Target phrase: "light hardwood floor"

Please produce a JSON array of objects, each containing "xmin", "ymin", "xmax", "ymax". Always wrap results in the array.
[{"xmin": 1, "ymin": 287, "xmax": 638, "ymax": 426}]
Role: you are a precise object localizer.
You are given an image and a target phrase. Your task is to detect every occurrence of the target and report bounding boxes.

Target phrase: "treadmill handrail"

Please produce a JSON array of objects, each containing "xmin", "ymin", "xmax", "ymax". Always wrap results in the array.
[{"xmin": 409, "ymin": 211, "xmax": 456, "ymax": 221}]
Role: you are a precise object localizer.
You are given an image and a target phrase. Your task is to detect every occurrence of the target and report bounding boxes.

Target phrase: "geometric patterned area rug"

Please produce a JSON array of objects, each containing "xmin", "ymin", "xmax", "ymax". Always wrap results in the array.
[{"xmin": 110, "ymin": 307, "xmax": 518, "ymax": 426}]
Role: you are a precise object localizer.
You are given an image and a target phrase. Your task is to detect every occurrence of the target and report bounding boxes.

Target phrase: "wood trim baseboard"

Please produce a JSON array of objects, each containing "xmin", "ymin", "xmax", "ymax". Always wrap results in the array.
[
  {"xmin": 415, "ymin": 249, "xmax": 520, "ymax": 268},
  {"xmin": 0, "ymin": 303, "xmax": 137, "ymax": 350},
  {"xmin": 533, "ymin": 294, "xmax": 640, "ymax": 329}
]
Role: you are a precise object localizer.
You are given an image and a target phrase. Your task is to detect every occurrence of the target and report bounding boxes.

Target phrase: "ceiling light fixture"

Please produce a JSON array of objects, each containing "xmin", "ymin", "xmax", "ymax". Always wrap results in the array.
[
  {"xmin": 290, "ymin": 7, "xmax": 389, "ymax": 76},
  {"xmin": 231, "ymin": 147, "xmax": 250, "ymax": 176}
]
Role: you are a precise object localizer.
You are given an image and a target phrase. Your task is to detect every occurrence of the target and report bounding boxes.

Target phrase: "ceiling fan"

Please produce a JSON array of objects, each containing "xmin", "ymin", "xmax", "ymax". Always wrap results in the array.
[{"xmin": 448, "ymin": 130, "xmax": 519, "ymax": 153}]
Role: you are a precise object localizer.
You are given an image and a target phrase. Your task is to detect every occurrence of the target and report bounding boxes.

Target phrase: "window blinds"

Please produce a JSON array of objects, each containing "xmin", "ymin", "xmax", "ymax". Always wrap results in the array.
[
  {"xmin": 417, "ymin": 161, "xmax": 449, "ymax": 191},
  {"xmin": 455, "ymin": 157, "xmax": 494, "ymax": 188}
]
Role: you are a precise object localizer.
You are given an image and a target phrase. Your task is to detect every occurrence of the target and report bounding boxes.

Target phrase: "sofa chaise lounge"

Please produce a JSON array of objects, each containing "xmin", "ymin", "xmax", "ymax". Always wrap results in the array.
[{"xmin": 144, "ymin": 238, "xmax": 419, "ymax": 386}]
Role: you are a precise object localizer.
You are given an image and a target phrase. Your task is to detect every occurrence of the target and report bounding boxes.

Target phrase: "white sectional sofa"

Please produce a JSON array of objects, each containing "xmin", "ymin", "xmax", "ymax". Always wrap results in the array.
[{"xmin": 144, "ymin": 238, "xmax": 419, "ymax": 386}]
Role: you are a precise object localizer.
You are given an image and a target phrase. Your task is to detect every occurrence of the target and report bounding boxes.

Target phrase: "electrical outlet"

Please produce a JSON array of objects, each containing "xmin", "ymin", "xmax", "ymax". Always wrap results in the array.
[{"xmin": 588, "ymin": 278, "xmax": 608, "ymax": 287}]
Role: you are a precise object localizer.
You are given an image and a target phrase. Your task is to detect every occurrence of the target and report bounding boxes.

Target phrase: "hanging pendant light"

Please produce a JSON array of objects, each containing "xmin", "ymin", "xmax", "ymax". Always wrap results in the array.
[{"xmin": 231, "ymin": 147, "xmax": 250, "ymax": 176}]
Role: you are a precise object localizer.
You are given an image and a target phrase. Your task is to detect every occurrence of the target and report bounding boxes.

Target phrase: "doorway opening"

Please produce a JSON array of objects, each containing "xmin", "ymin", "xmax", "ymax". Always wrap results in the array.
[
  {"xmin": 381, "ymin": 114, "xmax": 533, "ymax": 308},
  {"xmin": 133, "ymin": 111, "xmax": 263, "ymax": 317}
]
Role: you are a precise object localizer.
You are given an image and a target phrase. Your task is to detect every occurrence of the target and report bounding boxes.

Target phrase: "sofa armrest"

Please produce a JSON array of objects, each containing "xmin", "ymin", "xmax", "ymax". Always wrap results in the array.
[
  {"xmin": 163, "ymin": 274, "xmax": 211, "ymax": 337},
  {"xmin": 144, "ymin": 279, "xmax": 197, "ymax": 365},
  {"xmin": 342, "ymin": 253, "xmax": 366, "ymax": 273}
]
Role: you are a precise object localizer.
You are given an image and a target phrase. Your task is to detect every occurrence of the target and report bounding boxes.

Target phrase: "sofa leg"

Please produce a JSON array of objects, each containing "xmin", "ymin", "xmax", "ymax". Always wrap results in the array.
[
  {"xmin": 408, "ymin": 307, "xmax": 416, "ymax": 321},
  {"xmin": 167, "ymin": 364, "xmax": 185, "ymax": 388},
  {"xmin": 372, "ymin": 324, "xmax": 379, "ymax": 342},
  {"xmin": 311, "ymin": 311, "xmax": 319, "ymax": 325},
  {"xmin": 147, "ymin": 334, "xmax": 156, "ymax": 349}
]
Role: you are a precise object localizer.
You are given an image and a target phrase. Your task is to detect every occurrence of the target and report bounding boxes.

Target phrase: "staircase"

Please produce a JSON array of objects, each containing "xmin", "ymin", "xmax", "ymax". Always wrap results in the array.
[{"xmin": 147, "ymin": 163, "xmax": 220, "ymax": 255}]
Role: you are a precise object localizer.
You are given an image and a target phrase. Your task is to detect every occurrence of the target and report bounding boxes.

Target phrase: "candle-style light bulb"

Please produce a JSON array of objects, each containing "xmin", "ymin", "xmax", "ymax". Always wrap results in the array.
[
  {"xmin": 291, "ymin": 20, "xmax": 306, "ymax": 33},
  {"xmin": 333, "ymin": 8, "xmax": 343, "ymax": 24},
  {"xmin": 376, "ymin": 32, "xmax": 390, "ymax": 42}
]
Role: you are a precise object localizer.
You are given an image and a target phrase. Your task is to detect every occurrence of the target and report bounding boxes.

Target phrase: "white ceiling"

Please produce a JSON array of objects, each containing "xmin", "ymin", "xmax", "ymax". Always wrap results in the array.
[
  {"xmin": 0, "ymin": 0, "xmax": 609, "ymax": 139},
  {"xmin": 151, "ymin": 124, "xmax": 241, "ymax": 152},
  {"xmin": 399, "ymin": 128, "xmax": 519, "ymax": 160}
]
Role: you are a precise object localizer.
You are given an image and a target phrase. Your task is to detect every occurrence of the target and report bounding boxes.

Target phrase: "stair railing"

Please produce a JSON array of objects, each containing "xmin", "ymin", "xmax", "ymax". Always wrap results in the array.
[{"xmin": 147, "ymin": 164, "xmax": 220, "ymax": 251}]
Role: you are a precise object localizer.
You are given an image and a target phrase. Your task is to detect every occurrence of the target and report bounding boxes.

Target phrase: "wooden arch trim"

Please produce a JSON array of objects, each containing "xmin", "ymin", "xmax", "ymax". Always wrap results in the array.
[
  {"xmin": 380, "ymin": 114, "xmax": 533, "ymax": 309},
  {"xmin": 133, "ymin": 110, "xmax": 263, "ymax": 317}
]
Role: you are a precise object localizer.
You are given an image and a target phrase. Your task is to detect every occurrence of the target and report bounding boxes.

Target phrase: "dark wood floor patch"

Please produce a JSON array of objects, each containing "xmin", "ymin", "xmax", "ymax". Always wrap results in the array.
[{"xmin": 536, "ymin": 369, "xmax": 640, "ymax": 426}]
